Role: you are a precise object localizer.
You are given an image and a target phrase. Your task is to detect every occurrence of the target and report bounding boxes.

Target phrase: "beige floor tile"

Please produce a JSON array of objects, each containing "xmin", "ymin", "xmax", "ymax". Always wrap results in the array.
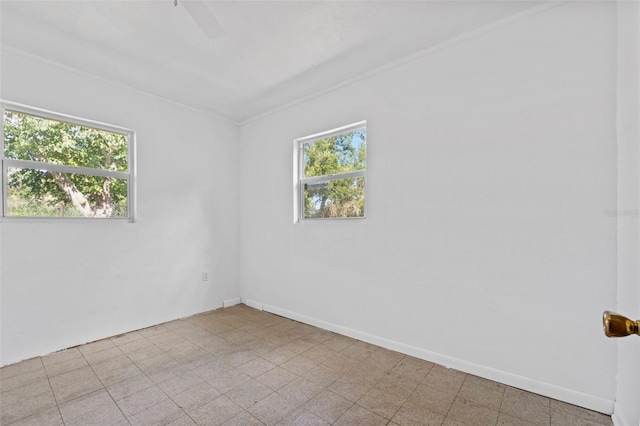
[
  {"xmin": 78, "ymin": 338, "xmax": 117, "ymax": 356},
  {"xmin": 196, "ymin": 336, "xmax": 232, "ymax": 355},
  {"xmin": 207, "ymin": 344, "xmax": 240, "ymax": 360},
  {"xmin": 59, "ymin": 389, "xmax": 111, "ymax": 419},
  {"xmin": 407, "ymin": 382, "xmax": 457, "ymax": 415},
  {"xmin": 334, "ymin": 404, "xmax": 388, "ymax": 426},
  {"xmin": 178, "ymin": 351, "xmax": 219, "ymax": 372},
  {"xmin": 328, "ymin": 379, "xmax": 373, "ymax": 402},
  {"xmin": 111, "ymin": 331, "xmax": 146, "ymax": 346},
  {"xmin": 135, "ymin": 352, "xmax": 178, "ymax": 372},
  {"xmin": 281, "ymin": 355, "xmax": 317, "ymax": 376},
  {"xmin": 390, "ymin": 357, "xmax": 434, "ymax": 379},
  {"xmin": 498, "ymin": 412, "xmax": 537, "ymax": 425},
  {"xmin": 236, "ymin": 357, "xmax": 277, "ymax": 378},
  {"xmin": 465, "ymin": 374, "xmax": 506, "ymax": 393},
  {"xmin": 0, "ymin": 380, "xmax": 57, "ymax": 424},
  {"xmin": 501, "ymin": 388, "xmax": 550, "ymax": 426},
  {"xmin": 166, "ymin": 414, "xmax": 198, "ymax": 425},
  {"xmin": 117, "ymin": 339, "xmax": 156, "ymax": 356},
  {"xmin": 222, "ymin": 410, "xmax": 264, "ymax": 425},
  {"xmin": 448, "ymin": 397, "xmax": 500, "ymax": 426},
  {"xmin": 60, "ymin": 390, "xmax": 126, "ymax": 426},
  {"xmin": 422, "ymin": 370, "xmax": 465, "ymax": 395},
  {"xmin": 192, "ymin": 358, "xmax": 235, "ymax": 382},
  {"xmin": 128, "ymin": 398, "xmax": 185, "ymax": 426},
  {"xmin": 550, "ymin": 408, "xmax": 610, "ymax": 426},
  {"xmin": 281, "ymin": 339, "xmax": 316, "ymax": 354},
  {"xmin": 0, "ymin": 358, "xmax": 44, "ymax": 381},
  {"xmin": 167, "ymin": 343, "xmax": 209, "ymax": 362},
  {"xmin": 115, "ymin": 384, "xmax": 168, "ymax": 418},
  {"xmin": 172, "ymin": 382, "xmax": 221, "ymax": 412},
  {"xmin": 44, "ymin": 356, "xmax": 89, "ymax": 378},
  {"xmin": 302, "ymin": 365, "xmax": 341, "ymax": 388},
  {"xmin": 256, "ymin": 366, "xmax": 300, "ymax": 390},
  {"xmin": 90, "ymin": 353, "xmax": 133, "ymax": 374},
  {"xmin": 98, "ymin": 363, "xmax": 145, "ymax": 387},
  {"xmin": 225, "ymin": 378, "xmax": 274, "ymax": 409},
  {"xmin": 357, "ymin": 386, "xmax": 406, "ymax": 420},
  {"xmin": 83, "ymin": 347, "xmax": 124, "ymax": 365},
  {"xmin": 144, "ymin": 363, "xmax": 186, "ymax": 385},
  {"xmin": 430, "ymin": 365, "xmax": 467, "ymax": 380},
  {"xmin": 140, "ymin": 325, "xmax": 167, "ymax": 338},
  {"xmin": 370, "ymin": 348, "xmax": 405, "ymax": 370},
  {"xmin": 157, "ymin": 371, "xmax": 204, "ymax": 398},
  {"xmin": 221, "ymin": 349, "xmax": 260, "ymax": 367},
  {"xmin": 49, "ymin": 366, "xmax": 103, "ymax": 404},
  {"xmin": 0, "ymin": 306, "xmax": 615, "ymax": 426},
  {"xmin": 277, "ymin": 407, "xmax": 330, "ymax": 426},
  {"xmin": 5, "ymin": 406, "xmax": 63, "ymax": 426},
  {"xmin": 240, "ymin": 338, "xmax": 275, "ymax": 353},
  {"xmin": 0, "ymin": 366, "xmax": 48, "ymax": 392},
  {"xmin": 248, "ymin": 392, "xmax": 301, "ymax": 425},
  {"xmin": 106, "ymin": 373, "xmax": 154, "ymax": 400},
  {"xmin": 351, "ymin": 360, "xmax": 389, "ymax": 383},
  {"xmin": 442, "ymin": 418, "xmax": 467, "ymax": 426},
  {"xmin": 278, "ymin": 377, "xmax": 325, "ymax": 404},
  {"xmin": 338, "ymin": 365, "xmax": 380, "ymax": 386},
  {"xmin": 340, "ymin": 342, "xmax": 377, "ymax": 360},
  {"xmin": 375, "ymin": 371, "xmax": 421, "ymax": 400},
  {"xmin": 207, "ymin": 369, "xmax": 251, "ymax": 393},
  {"xmin": 302, "ymin": 389, "xmax": 353, "ymax": 423},
  {"xmin": 127, "ymin": 344, "xmax": 165, "ymax": 363},
  {"xmin": 550, "ymin": 399, "xmax": 613, "ymax": 426},
  {"xmin": 457, "ymin": 379, "xmax": 504, "ymax": 410},
  {"xmin": 322, "ymin": 353, "xmax": 360, "ymax": 373},
  {"xmin": 148, "ymin": 333, "xmax": 187, "ymax": 351},
  {"xmin": 321, "ymin": 335, "xmax": 356, "ymax": 353},
  {"xmin": 392, "ymin": 402, "xmax": 446, "ymax": 426},
  {"xmin": 262, "ymin": 348, "xmax": 298, "ymax": 365},
  {"xmin": 41, "ymin": 348, "xmax": 83, "ymax": 368},
  {"xmin": 301, "ymin": 346, "xmax": 336, "ymax": 364},
  {"xmin": 233, "ymin": 333, "xmax": 263, "ymax": 347}
]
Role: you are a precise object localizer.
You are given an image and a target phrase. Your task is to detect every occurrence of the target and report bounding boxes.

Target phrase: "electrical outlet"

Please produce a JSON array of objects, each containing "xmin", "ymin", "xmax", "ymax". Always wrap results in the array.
[{"xmin": 202, "ymin": 272, "xmax": 209, "ymax": 281}]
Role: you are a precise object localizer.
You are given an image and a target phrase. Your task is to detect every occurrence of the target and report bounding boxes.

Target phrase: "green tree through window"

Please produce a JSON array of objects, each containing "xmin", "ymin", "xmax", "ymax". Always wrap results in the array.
[
  {"xmin": 300, "ymin": 125, "xmax": 366, "ymax": 219},
  {"xmin": 3, "ymin": 108, "xmax": 131, "ymax": 218}
]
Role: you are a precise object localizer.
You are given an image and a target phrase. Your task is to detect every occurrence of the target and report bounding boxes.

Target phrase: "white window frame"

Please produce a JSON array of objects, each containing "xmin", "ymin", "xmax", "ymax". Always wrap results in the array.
[
  {"xmin": 1, "ymin": 101, "xmax": 136, "ymax": 222},
  {"xmin": 294, "ymin": 120, "xmax": 367, "ymax": 223}
]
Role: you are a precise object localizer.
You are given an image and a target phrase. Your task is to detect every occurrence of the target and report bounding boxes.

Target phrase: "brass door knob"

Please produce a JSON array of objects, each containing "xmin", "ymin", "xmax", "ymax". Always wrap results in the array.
[{"xmin": 603, "ymin": 311, "xmax": 640, "ymax": 338}]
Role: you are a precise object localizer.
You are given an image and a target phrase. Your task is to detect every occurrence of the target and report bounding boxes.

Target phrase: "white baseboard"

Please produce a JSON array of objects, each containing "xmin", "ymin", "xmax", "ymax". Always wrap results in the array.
[
  {"xmin": 223, "ymin": 298, "xmax": 242, "ymax": 308},
  {"xmin": 241, "ymin": 298, "xmax": 264, "ymax": 311},
  {"xmin": 255, "ymin": 302, "xmax": 614, "ymax": 415}
]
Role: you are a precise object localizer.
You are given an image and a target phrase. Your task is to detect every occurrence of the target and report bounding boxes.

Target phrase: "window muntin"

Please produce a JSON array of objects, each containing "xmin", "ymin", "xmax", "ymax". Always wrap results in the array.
[
  {"xmin": 1, "ymin": 102, "xmax": 135, "ymax": 220},
  {"xmin": 297, "ymin": 122, "xmax": 366, "ymax": 220}
]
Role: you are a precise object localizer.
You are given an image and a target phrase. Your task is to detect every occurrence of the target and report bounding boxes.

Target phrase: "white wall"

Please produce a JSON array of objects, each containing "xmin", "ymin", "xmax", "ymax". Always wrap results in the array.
[
  {"xmin": 614, "ymin": 2, "xmax": 640, "ymax": 425},
  {"xmin": 0, "ymin": 48, "xmax": 241, "ymax": 366},
  {"xmin": 239, "ymin": 1, "xmax": 618, "ymax": 413}
]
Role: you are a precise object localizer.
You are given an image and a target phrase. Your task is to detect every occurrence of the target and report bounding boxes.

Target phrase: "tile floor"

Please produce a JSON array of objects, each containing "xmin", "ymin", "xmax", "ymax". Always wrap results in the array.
[{"xmin": 0, "ymin": 305, "xmax": 613, "ymax": 426}]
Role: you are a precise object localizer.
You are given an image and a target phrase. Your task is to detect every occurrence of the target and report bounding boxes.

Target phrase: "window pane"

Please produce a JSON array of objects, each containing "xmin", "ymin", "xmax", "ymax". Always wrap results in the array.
[
  {"xmin": 6, "ymin": 167, "xmax": 128, "ymax": 218},
  {"xmin": 303, "ymin": 177, "xmax": 365, "ymax": 219},
  {"xmin": 3, "ymin": 110, "xmax": 128, "ymax": 172},
  {"xmin": 303, "ymin": 129, "xmax": 366, "ymax": 178}
]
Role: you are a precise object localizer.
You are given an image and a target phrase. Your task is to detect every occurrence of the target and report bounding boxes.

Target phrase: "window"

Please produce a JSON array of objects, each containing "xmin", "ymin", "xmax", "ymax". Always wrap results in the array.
[
  {"xmin": 296, "ymin": 121, "xmax": 366, "ymax": 221},
  {"xmin": 1, "ymin": 102, "xmax": 135, "ymax": 220}
]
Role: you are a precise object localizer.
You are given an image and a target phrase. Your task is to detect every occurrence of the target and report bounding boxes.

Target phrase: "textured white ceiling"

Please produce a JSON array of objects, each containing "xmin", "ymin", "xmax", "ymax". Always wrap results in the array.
[{"xmin": 1, "ymin": 1, "xmax": 544, "ymax": 122}]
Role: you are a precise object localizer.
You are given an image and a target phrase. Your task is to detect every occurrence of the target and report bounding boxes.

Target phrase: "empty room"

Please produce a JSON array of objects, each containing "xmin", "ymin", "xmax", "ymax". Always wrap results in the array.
[{"xmin": 0, "ymin": 1, "xmax": 638, "ymax": 425}]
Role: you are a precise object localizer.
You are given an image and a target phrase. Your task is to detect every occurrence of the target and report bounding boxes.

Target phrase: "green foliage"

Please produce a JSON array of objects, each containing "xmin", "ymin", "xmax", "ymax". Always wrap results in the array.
[
  {"xmin": 3, "ymin": 110, "xmax": 128, "ymax": 217},
  {"xmin": 303, "ymin": 129, "xmax": 366, "ymax": 218}
]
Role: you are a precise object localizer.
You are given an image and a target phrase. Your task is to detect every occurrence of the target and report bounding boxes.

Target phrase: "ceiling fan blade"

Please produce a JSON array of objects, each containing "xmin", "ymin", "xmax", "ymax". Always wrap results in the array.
[{"xmin": 180, "ymin": 0, "xmax": 225, "ymax": 40}]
